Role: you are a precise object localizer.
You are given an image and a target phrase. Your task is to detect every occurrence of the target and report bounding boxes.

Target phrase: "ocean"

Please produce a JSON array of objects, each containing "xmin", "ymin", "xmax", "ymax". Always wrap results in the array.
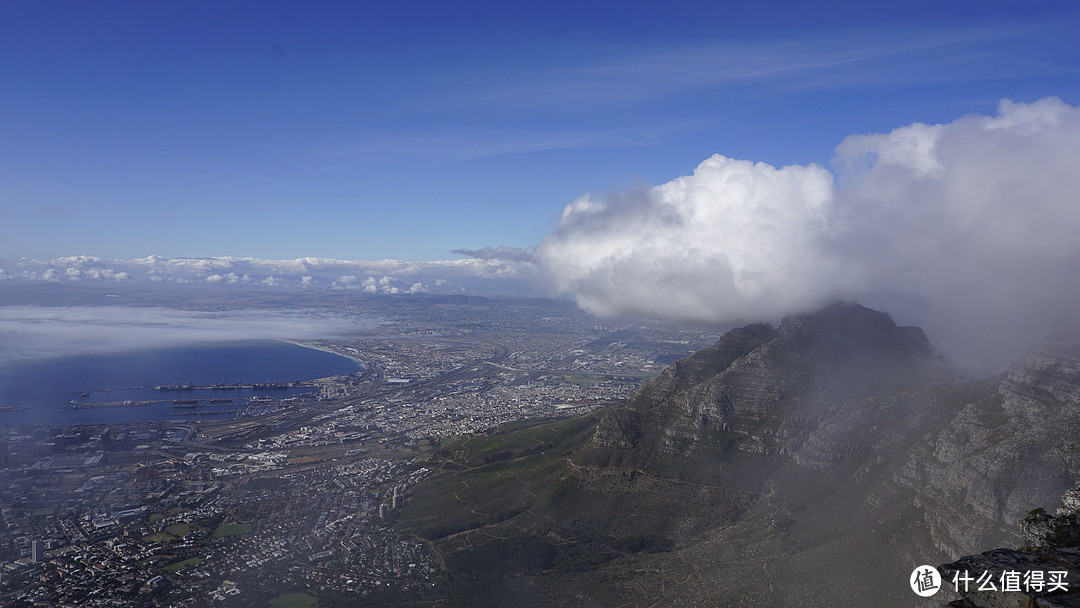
[{"xmin": 0, "ymin": 341, "xmax": 361, "ymax": 426}]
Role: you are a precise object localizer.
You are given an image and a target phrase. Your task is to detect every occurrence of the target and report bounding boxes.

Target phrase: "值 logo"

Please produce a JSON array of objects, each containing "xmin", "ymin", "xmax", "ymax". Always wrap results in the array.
[{"xmin": 911, "ymin": 565, "xmax": 941, "ymax": 597}]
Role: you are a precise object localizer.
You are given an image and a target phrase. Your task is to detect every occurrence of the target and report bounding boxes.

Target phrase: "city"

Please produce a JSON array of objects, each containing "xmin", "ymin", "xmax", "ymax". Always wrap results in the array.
[{"xmin": 0, "ymin": 297, "xmax": 721, "ymax": 607}]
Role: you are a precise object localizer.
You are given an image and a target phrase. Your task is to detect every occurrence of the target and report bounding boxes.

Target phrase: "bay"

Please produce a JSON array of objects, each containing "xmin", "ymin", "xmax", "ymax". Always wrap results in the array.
[{"xmin": 0, "ymin": 341, "xmax": 361, "ymax": 426}]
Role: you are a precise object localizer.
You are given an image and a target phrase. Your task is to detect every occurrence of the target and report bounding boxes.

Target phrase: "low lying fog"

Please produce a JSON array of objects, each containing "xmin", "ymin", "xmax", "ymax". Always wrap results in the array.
[{"xmin": 0, "ymin": 306, "xmax": 368, "ymax": 363}]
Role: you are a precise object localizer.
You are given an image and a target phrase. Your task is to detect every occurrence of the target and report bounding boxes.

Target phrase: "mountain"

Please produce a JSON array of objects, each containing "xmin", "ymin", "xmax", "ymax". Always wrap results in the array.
[
  {"xmin": 399, "ymin": 303, "xmax": 1080, "ymax": 607},
  {"xmin": 592, "ymin": 302, "xmax": 951, "ymax": 470}
]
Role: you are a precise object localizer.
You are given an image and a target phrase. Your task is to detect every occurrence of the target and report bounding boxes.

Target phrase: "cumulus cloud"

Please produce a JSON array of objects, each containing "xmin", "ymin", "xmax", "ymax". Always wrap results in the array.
[
  {"xmin": 536, "ymin": 155, "xmax": 835, "ymax": 322},
  {"xmin": 204, "ymin": 272, "xmax": 246, "ymax": 284},
  {"xmin": 0, "ymin": 306, "xmax": 370, "ymax": 363},
  {"xmin": 535, "ymin": 97, "xmax": 1080, "ymax": 371}
]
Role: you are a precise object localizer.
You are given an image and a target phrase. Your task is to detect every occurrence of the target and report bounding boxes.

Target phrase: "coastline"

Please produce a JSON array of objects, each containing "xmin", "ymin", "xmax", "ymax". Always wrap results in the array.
[
  {"xmin": 0, "ymin": 341, "xmax": 362, "ymax": 426},
  {"xmin": 281, "ymin": 339, "xmax": 366, "ymax": 369}
]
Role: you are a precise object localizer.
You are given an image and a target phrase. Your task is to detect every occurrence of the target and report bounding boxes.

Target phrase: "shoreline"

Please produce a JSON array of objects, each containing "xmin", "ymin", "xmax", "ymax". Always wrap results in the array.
[
  {"xmin": 281, "ymin": 339, "xmax": 367, "ymax": 370},
  {"xmin": 1, "ymin": 340, "xmax": 362, "ymax": 426}
]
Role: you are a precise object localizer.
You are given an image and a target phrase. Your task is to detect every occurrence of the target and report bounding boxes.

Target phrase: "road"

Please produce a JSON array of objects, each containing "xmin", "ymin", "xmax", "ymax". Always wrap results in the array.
[{"xmin": 766, "ymin": 559, "xmax": 783, "ymax": 608}]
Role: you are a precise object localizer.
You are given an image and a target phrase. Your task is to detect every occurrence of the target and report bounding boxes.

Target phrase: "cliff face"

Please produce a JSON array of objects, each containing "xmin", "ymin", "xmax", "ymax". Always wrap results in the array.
[
  {"xmin": 591, "ymin": 321, "xmax": 781, "ymax": 453},
  {"xmin": 585, "ymin": 303, "xmax": 1080, "ymax": 605},
  {"xmin": 899, "ymin": 332, "xmax": 1080, "ymax": 557}
]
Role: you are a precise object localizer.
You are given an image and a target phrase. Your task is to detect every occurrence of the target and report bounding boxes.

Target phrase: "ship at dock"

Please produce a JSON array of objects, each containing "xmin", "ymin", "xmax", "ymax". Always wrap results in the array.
[
  {"xmin": 155, "ymin": 380, "xmax": 309, "ymax": 391},
  {"xmin": 154, "ymin": 382, "xmax": 195, "ymax": 391}
]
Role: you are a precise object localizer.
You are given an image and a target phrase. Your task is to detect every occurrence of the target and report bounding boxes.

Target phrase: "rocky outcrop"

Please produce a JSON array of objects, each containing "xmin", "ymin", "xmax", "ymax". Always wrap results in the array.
[
  {"xmin": 939, "ymin": 547, "xmax": 1080, "ymax": 608},
  {"xmin": 940, "ymin": 483, "xmax": 1080, "ymax": 607}
]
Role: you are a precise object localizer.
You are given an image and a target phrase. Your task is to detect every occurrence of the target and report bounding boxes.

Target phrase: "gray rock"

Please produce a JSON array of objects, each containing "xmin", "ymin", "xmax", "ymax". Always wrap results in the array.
[{"xmin": 942, "ymin": 547, "xmax": 1080, "ymax": 602}]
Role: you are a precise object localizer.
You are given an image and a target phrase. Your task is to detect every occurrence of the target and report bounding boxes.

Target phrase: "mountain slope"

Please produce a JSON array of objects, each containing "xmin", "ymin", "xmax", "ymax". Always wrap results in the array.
[
  {"xmin": 899, "ymin": 328, "xmax": 1080, "ymax": 558},
  {"xmin": 399, "ymin": 303, "xmax": 1080, "ymax": 606}
]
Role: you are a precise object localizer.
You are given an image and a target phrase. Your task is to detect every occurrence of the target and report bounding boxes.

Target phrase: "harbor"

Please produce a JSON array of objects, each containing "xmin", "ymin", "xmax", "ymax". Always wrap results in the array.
[
  {"xmin": 0, "ymin": 340, "xmax": 360, "ymax": 426},
  {"xmin": 153, "ymin": 380, "xmax": 315, "ymax": 391},
  {"xmin": 64, "ymin": 393, "xmax": 316, "ymax": 410}
]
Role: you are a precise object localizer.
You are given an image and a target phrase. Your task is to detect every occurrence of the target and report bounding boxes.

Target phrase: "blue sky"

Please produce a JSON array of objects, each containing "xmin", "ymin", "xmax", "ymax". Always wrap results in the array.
[{"xmin": 2, "ymin": 0, "xmax": 1078, "ymax": 261}]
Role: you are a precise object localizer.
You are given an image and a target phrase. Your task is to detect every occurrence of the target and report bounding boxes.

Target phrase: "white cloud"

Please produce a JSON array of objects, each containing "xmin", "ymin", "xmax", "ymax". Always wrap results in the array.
[
  {"xmin": 0, "ymin": 255, "xmax": 538, "ymax": 295},
  {"xmin": 535, "ymin": 97, "xmax": 1080, "ymax": 371},
  {"xmin": 536, "ymin": 154, "xmax": 835, "ymax": 323},
  {"xmin": 331, "ymin": 275, "xmax": 358, "ymax": 290}
]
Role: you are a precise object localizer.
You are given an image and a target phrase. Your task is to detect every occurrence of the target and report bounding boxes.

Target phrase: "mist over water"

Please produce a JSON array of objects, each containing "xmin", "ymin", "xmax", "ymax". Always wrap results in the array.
[
  {"xmin": 0, "ymin": 306, "xmax": 365, "ymax": 364},
  {"xmin": 0, "ymin": 305, "xmax": 366, "ymax": 425}
]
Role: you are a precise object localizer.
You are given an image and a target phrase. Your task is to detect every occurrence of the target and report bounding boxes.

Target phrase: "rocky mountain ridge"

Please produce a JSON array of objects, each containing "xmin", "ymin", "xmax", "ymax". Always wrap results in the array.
[
  {"xmin": 586, "ymin": 302, "xmax": 1080, "ymax": 603},
  {"xmin": 594, "ymin": 302, "xmax": 955, "ymax": 466},
  {"xmin": 401, "ymin": 302, "xmax": 1080, "ymax": 606}
]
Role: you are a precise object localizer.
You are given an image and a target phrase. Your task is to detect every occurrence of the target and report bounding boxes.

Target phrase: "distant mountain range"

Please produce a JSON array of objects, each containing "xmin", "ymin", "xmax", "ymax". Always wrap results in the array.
[{"xmin": 398, "ymin": 302, "xmax": 1080, "ymax": 606}]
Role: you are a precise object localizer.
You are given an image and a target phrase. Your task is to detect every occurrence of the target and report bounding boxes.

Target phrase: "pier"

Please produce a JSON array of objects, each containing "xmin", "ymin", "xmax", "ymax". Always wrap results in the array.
[{"xmin": 153, "ymin": 381, "xmax": 315, "ymax": 391}]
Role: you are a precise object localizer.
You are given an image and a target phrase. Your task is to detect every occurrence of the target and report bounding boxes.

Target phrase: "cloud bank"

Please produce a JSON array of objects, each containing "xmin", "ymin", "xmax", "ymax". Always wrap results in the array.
[
  {"xmin": 0, "ymin": 256, "xmax": 537, "ymax": 296},
  {"xmin": 535, "ymin": 97, "xmax": 1080, "ymax": 371},
  {"xmin": 0, "ymin": 306, "xmax": 367, "ymax": 363}
]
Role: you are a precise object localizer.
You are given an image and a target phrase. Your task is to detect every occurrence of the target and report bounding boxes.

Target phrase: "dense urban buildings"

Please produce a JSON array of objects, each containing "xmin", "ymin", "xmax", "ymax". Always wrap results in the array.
[{"xmin": 0, "ymin": 296, "xmax": 719, "ymax": 607}]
